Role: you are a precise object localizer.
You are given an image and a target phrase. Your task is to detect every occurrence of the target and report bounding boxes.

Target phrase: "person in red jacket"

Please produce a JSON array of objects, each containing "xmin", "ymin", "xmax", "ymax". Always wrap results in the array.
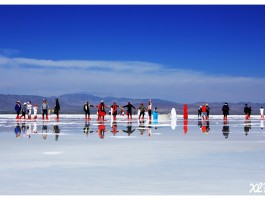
[
  {"xmin": 111, "ymin": 102, "xmax": 119, "ymax": 121},
  {"xmin": 97, "ymin": 100, "xmax": 108, "ymax": 121},
  {"xmin": 201, "ymin": 104, "xmax": 207, "ymax": 120}
]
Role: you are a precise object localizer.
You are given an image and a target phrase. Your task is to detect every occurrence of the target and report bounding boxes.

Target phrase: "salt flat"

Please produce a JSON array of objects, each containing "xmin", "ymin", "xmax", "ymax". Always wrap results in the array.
[{"xmin": 0, "ymin": 114, "xmax": 265, "ymax": 195}]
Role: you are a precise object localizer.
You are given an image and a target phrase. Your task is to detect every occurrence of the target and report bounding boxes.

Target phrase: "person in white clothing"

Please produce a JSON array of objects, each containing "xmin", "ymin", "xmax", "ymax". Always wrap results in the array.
[
  {"xmin": 33, "ymin": 104, "xmax": 38, "ymax": 120},
  {"xmin": 148, "ymin": 99, "xmax": 152, "ymax": 121},
  {"xmin": 27, "ymin": 101, "xmax": 32, "ymax": 120},
  {"xmin": 260, "ymin": 106, "xmax": 264, "ymax": 119}
]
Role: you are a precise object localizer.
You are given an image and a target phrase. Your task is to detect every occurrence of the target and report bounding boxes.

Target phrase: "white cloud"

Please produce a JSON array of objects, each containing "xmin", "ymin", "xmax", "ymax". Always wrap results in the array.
[{"xmin": 0, "ymin": 56, "xmax": 264, "ymax": 103}]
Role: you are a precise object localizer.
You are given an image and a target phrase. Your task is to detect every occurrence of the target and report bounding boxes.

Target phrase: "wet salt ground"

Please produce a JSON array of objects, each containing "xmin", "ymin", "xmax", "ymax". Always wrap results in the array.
[{"xmin": 0, "ymin": 114, "xmax": 265, "ymax": 195}]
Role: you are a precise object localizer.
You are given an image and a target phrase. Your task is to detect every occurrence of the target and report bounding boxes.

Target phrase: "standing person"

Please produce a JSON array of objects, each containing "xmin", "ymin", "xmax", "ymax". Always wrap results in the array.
[
  {"xmin": 244, "ymin": 104, "xmax": 249, "ymax": 119},
  {"xmin": 198, "ymin": 106, "xmax": 202, "ymax": 118},
  {"xmin": 222, "ymin": 102, "xmax": 230, "ymax": 121},
  {"xmin": 53, "ymin": 98, "xmax": 60, "ymax": 121},
  {"xmin": 42, "ymin": 99, "xmax": 49, "ymax": 120},
  {"xmin": 147, "ymin": 99, "xmax": 152, "ymax": 121},
  {"xmin": 33, "ymin": 104, "xmax": 38, "ymax": 120},
  {"xmin": 206, "ymin": 104, "xmax": 210, "ymax": 120},
  {"xmin": 138, "ymin": 103, "xmax": 147, "ymax": 120},
  {"xmin": 123, "ymin": 102, "xmax": 135, "ymax": 120},
  {"xmin": 111, "ymin": 102, "xmax": 119, "ymax": 121},
  {"xmin": 248, "ymin": 106, "xmax": 252, "ymax": 119},
  {"xmin": 84, "ymin": 101, "xmax": 94, "ymax": 120},
  {"xmin": 260, "ymin": 106, "xmax": 264, "ymax": 119},
  {"xmin": 15, "ymin": 101, "xmax": 21, "ymax": 119},
  {"xmin": 97, "ymin": 100, "xmax": 107, "ymax": 121},
  {"xmin": 27, "ymin": 101, "xmax": 32, "ymax": 120},
  {"xmin": 201, "ymin": 104, "xmax": 207, "ymax": 120},
  {"xmin": 21, "ymin": 103, "xmax": 27, "ymax": 120}
]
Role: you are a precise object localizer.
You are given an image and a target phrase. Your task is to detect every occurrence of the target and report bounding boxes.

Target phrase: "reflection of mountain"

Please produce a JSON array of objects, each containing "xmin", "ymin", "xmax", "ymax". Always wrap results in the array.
[{"xmin": 0, "ymin": 93, "xmax": 264, "ymax": 114}]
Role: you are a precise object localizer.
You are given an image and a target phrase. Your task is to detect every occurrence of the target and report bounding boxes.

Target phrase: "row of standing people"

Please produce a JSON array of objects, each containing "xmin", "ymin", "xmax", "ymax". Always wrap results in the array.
[
  {"xmin": 15, "ymin": 99, "xmax": 60, "ymax": 121},
  {"xmin": 84, "ymin": 99, "xmax": 157, "ymax": 121},
  {"xmin": 198, "ymin": 103, "xmax": 264, "ymax": 120}
]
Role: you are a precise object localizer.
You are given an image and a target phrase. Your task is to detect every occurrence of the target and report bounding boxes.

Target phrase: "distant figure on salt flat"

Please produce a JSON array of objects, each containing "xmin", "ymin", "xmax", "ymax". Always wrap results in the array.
[
  {"xmin": 27, "ymin": 101, "xmax": 32, "ymax": 120},
  {"xmin": 244, "ymin": 104, "xmax": 250, "ymax": 119},
  {"xmin": 170, "ymin": 108, "xmax": 177, "ymax": 119},
  {"xmin": 97, "ymin": 100, "xmax": 107, "ymax": 121},
  {"xmin": 123, "ymin": 102, "xmax": 135, "ymax": 120},
  {"xmin": 138, "ymin": 103, "xmax": 147, "ymax": 120},
  {"xmin": 222, "ymin": 102, "xmax": 230, "ymax": 121},
  {"xmin": 15, "ymin": 101, "xmax": 21, "ymax": 119},
  {"xmin": 147, "ymin": 99, "xmax": 152, "ymax": 121},
  {"xmin": 198, "ymin": 106, "xmax": 202, "ymax": 118},
  {"xmin": 84, "ymin": 101, "xmax": 94, "ymax": 120},
  {"xmin": 42, "ymin": 99, "xmax": 49, "ymax": 120},
  {"xmin": 201, "ymin": 104, "xmax": 207, "ymax": 120},
  {"xmin": 53, "ymin": 98, "xmax": 60, "ymax": 121},
  {"xmin": 206, "ymin": 104, "xmax": 210, "ymax": 120},
  {"xmin": 260, "ymin": 106, "xmax": 264, "ymax": 119}
]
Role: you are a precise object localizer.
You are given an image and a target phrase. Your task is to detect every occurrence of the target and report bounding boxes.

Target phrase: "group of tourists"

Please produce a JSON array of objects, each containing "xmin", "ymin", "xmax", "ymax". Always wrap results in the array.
[
  {"xmin": 197, "ymin": 104, "xmax": 210, "ymax": 120},
  {"xmin": 15, "ymin": 98, "xmax": 264, "ymax": 122},
  {"xmin": 197, "ymin": 102, "xmax": 264, "ymax": 120},
  {"xmin": 15, "ymin": 99, "xmax": 60, "ymax": 121},
  {"xmin": 84, "ymin": 99, "xmax": 157, "ymax": 121}
]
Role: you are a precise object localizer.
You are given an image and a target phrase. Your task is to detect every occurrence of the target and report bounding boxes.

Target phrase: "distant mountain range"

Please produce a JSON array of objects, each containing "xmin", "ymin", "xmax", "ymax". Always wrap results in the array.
[{"xmin": 0, "ymin": 93, "xmax": 264, "ymax": 115}]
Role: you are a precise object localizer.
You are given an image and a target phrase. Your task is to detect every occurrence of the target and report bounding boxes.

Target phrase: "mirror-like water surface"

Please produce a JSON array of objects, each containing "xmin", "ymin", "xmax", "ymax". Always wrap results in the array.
[{"xmin": 1, "ymin": 114, "xmax": 265, "ymax": 195}]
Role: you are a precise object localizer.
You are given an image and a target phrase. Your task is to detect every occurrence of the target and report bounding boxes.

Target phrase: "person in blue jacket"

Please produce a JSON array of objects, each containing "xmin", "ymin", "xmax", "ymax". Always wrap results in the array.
[{"xmin": 15, "ymin": 101, "xmax": 21, "ymax": 119}]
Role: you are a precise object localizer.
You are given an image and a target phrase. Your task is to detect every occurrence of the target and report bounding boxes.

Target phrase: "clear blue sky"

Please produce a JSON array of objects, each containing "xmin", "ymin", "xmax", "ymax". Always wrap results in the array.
[{"xmin": 0, "ymin": 5, "xmax": 265, "ymax": 102}]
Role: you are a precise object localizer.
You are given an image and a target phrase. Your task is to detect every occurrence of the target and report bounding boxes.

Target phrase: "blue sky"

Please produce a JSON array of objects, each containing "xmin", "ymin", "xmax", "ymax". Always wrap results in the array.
[{"xmin": 0, "ymin": 5, "xmax": 265, "ymax": 102}]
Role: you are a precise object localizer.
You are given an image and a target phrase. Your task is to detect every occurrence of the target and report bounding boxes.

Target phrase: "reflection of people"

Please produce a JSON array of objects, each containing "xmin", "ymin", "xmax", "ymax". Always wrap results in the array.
[
  {"xmin": 138, "ymin": 120, "xmax": 146, "ymax": 135},
  {"xmin": 201, "ymin": 120, "xmax": 210, "ymax": 134},
  {"xmin": 41, "ymin": 122, "xmax": 48, "ymax": 140},
  {"xmin": 123, "ymin": 122, "xmax": 135, "ymax": 136},
  {"xmin": 53, "ymin": 125, "xmax": 60, "ymax": 141},
  {"xmin": 97, "ymin": 122, "xmax": 106, "ymax": 139},
  {"xmin": 244, "ymin": 120, "xmax": 251, "ymax": 136},
  {"xmin": 183, "ymin": 119, "xmax": 188, "ymax": 134},
  {"xmin": 222, "ymin": 121, "xmax": 230, "ymax": 139},
  {"xmin": 222, "ymin": 102, "xmax": 230, "ymax": 121},
  {"xmin": 14, "ymin": 123, "xmax": 21, "ymax": 139},
  {"xmin": 260, "ymin": 119, "xmax": 264, "ymax": 129},
  {"xmin": 198, "ymin": 119, "xmax": 202, "ymax": 128},
  {"xmin": 84, "ymin": 121, "xmax": 93, "ymax": 136},
  {"xmin": 111, "ymin": 122, "xmax": 119, "ymax": 136}
]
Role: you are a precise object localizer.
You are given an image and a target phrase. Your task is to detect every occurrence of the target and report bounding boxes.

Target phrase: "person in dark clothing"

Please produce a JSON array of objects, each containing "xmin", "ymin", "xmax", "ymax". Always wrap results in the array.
[
  {"xmin": 84, "ymin": 101, "xmax": 94, "ymax": 120},
  {"xmin": 248, "ymin": 106, "xmax": 252, "ymax": 118},
  {"xmin": 42, "ymin": 99, "xmax": 49, "ymax": 120},
  {"xmin": 54, "ymin": 99, "xmax": 60, "ymax": 121},
  {"xmin": 123, "ymin": 102, "xmax": 135, "ymax": 120},
  {"xmin": 244, "ymin": 104, "xmax": 249, "ymax": 119},
  {"xmin": 15, "ymin": 101, "xmax": 21, "ymax": 119},
  {"xmin": 222, "ymin": 102, "xmax": 230, "ymax": 120},
  {"xmin": 138, "ymin": 103, "xmax": 147, "ymax": 120},
  {"xmin": 198, "ymin": 106, "xmax": 202, "ymax": 118}
]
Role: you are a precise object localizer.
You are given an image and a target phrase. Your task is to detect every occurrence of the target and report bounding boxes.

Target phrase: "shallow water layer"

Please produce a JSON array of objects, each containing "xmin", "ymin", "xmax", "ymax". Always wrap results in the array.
[{"xmin": 0, "ymin": 114, "xmax": 265, "ymax": 195}]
